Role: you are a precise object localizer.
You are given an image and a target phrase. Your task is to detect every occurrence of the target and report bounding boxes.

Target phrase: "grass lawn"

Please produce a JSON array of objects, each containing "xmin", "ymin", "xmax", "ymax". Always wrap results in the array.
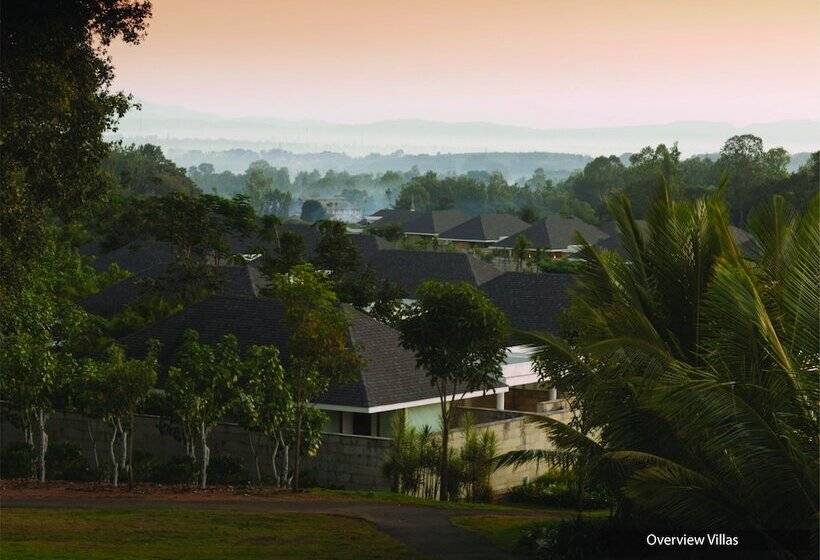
[
  {"xmin": 310, "ymin": 488, "xmax": 527, "ymax": 512},
  {"xmin": 0, "ymin": 508, "xmax": 422, "ymax": 560},
  {"xmin": 451, "ymin": 510, "xmax": 609, "ymax": 552}
]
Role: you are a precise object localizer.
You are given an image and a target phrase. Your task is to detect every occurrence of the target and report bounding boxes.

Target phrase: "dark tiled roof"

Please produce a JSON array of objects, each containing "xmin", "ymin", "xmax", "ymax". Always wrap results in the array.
[
  {"xmin": 349, "ymin": 233, "xmax": 394, "ymax": 259},
  {"xmin": 120, "ymin": 295, "xmax": 291, "ymax": 367},
  {"xmin": 495, "ymin": 216, "xmax": 609, "ymax": 250},
  {"xmin": 367, "ymin": 250, "xmax": 502, "ymax": 296},
  {"xmin": 480, "ymin": 272, "xmax": 574, "ymax": 334},
  {"xmin": 439, "ymin": 214, "xmax": 529, "ymax": 242},
  {"xmin": 90, "ymin": 240, "xmax": 176, "ymax": 273},
  {"xmin": 402, "ymin": 210, "xmax": 469, "ymax": 235},
  {"xmin": 121, "ymin": 295, "xmax": 493, "ymax": 409},
  {"xmin": 81, "ymin": 265, "xmax": 264, "ymax": 319},
  {"xmin": 368, "ymin": 209, "xmax": 418, "ymax": 228},
  {"xmin": 319, "ymin": 307, "xmax": 439, "ymax": 408}
]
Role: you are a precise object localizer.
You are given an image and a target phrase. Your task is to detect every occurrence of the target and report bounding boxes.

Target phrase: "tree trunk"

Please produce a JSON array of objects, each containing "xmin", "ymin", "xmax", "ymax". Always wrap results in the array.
[
  {"xmin": 128, "ymin": 412, "xmax": 135, "ymax": 490},
  {"xmin": 37, "ymin": 409, "xmax": 48, "ymax": 483},
  {"xmin": 110, "ymin": 423, "xmax": 119, "ymax": 487},
  {"xmin": 438, "ymin": 392, "xmax": 450, "ymax": 501},
  {"xmin": 248, "ymin": 432, "xmax": 261, "ymax": 484},
  {"xmin": 282, "ymin": 440, "xmax": 290, "ymax": 488},
  {"xmin": 199, "ymin": 421, "xmax": 209, "ymax": 489},
  {"xmin": 270, "ymin": 435, "xmax": 280, "ymax": 486},
  {"xmin": 292, "ymin": 402, "xmax": 304, "ymax": 491},
  {"xmin": 87, "ymin": 419, "xmax": 100, "ymax": 472},
  {"xmin": 117, "ymin": 419, "xmax": 128, "ymax": 478}
]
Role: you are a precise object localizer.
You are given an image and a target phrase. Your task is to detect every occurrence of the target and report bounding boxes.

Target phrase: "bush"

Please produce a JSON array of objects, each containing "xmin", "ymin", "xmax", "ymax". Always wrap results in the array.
[
  {"xmin": 208, "ymin": 454, "xmax": 248, "ymax": 485},
  {"xmin": 519, "ymin": 518, "xmax": 611, "ymax": 560},
  {"xmin": 148, "ymin": 455, "xmax": 197, "ymax": 484},
  {"xmin": 46, "ymin": 442, "xmax": 96, "ymax": 481},
  {"xmin": 1, "ymin": 443, "xmax": 35, "ymax": 478},
  {"xmin": 537, "ymin": 259, "xmax": 581, "ymax": 274},
  {"xmin": 508, "ymin": 472, "xmax": 608, "ymax": 509}
]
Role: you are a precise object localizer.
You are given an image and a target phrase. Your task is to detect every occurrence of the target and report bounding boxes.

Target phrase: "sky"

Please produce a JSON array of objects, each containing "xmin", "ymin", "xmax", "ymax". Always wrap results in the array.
[{"xmin": 109, "ymin": 0, "xmax": 820, "ymax": 128}]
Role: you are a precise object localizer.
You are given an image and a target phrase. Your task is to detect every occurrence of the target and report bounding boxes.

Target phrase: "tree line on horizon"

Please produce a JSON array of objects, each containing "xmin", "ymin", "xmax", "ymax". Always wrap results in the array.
[{"xmin": 102, "ymin": 136, "xmax": 818, "ymax": 228}]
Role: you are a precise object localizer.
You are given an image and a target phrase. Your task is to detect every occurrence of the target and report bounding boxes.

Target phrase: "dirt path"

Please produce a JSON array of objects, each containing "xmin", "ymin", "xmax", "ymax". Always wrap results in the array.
[{"xmin": 1, "ymin": 485, "xmax": 529, "ymax": 560}]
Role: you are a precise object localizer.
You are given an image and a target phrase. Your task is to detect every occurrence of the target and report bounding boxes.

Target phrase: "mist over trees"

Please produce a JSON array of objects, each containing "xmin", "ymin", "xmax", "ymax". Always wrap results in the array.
[{"xmin": 163, "ymin": 136, "xmax": 818, "ymax": 226}]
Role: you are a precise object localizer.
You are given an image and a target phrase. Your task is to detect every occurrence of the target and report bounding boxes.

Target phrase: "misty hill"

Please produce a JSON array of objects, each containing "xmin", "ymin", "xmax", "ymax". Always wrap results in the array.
[
  {"xmin": 163, "ymin": 147, "xmax": 593, "ymax": 182},
  {"xmin": 113, "ymin": 103, "xmax": 820, "ymax": 158}
]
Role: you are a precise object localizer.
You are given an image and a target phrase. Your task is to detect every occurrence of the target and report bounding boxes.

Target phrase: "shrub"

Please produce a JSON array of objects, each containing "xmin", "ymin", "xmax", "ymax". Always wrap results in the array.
[
  {"xmin": 519, "ymin": 518, "xmax": 611, "ymax": 560},
  {"xmin": 208, "ymin": 454, "xmax": 248, "ymax": 485},
  {"xmin": 537, "ymin": 259, "xmax": 581, "ymax": 274},
  {"xmin": 46, "ymin": 442, "xmax": 96, "ymax": 481},
  {"xmin": 1, "ymin": 443, "xmax": 35, "ymax": 478},
  {"xmin": 508, "ymin": 472, "xmax": 608, "ymax": 509},
  {"xmin": 148, "ymin": 455, "xmax": 197, "ymax": 484}
]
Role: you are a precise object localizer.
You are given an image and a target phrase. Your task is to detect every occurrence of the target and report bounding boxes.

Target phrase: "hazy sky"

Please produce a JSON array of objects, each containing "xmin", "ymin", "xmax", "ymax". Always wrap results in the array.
[{"xmin": 110, "ymin": 0, "xmax": 820, "ymax": 127}]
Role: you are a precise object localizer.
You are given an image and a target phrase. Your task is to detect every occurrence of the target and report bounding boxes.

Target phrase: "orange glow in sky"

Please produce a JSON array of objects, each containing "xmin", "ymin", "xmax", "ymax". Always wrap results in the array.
[{"xmin": 110, "ymin": 0, "xmax": 820, "ymax": 126}]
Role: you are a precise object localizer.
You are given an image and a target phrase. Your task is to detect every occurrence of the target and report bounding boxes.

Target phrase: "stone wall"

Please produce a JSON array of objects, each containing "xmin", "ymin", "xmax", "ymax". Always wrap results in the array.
[
  {"xmin": 0, "ymin": 408, "xmax": 391, "ymax": 490},
  {"xmin": 450, "ymin": 406, "xmax": 573, "ymax": 491}
]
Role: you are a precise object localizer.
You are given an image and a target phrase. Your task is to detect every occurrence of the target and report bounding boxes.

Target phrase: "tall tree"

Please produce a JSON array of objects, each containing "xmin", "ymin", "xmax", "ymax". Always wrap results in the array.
[
  {"xmin": 166, "ymin": 331, "xmax": 243, "ymax": 489},
  {"xmin": 1, "ymin": 0, "xmax": 152, "ymax": 301},
  {"xmin": 399, "ymin": 281, "xmax": 509, "ymax": 500},
  {"xmin": 267, "ymin": 264, "xmax": 362, "ymax": 489}
]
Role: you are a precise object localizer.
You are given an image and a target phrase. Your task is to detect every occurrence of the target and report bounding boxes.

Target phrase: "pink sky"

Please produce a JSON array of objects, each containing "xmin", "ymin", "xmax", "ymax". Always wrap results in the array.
[{"xmin": 109, "ymin": 0, "xmax": 820, "ymax": 127}]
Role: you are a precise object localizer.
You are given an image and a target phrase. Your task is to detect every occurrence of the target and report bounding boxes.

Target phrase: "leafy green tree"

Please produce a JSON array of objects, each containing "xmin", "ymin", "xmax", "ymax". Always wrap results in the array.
[
  {"xmin": 1, "ymin": 0, "xmax": 151, "ymax": 304},
  {"xmin": 300, "ymin": 199, "xmax": 327, "ymax": 222},
  {"xmin": 716, "ymin": 135, "xmax": 790, "ymax": 222},
  {"xmin": 239, "ymin": 345, "xmax": 293, "ymax": 485},
  {"xmin": 87, "ymin": 342, "xmax": 158, "ymax": 488},
  {"xmin": 313, "ymin": 220, "xmax": 360, "ymax": 277},
  {"xmin": 245, "ymin": 167, "xmax": 274, "ymax": 215},
  {"xmin": 166, "ymin": 331, "xmax": 243, "ymax": 489},
  {"xmin": 512, "ymin": 234, "xmax": 531, "ymax": 271},
  {"xmin": 399, "ymin": 281, "xmax": 509, "ymax": 500},
  {"xmin": 102, "ymin": 144, "xmax": 198, "ymax": 197},
  {"xmin": 567, "ymin": 156, "xmax": 626, "ymax": 214},
  {"xmin": 267, "ymin": 264, "xmax": 362, "ymax": 489},
  {"xmin": 521, "ymin": 186, "xmax": 818, "ymax": 554}
]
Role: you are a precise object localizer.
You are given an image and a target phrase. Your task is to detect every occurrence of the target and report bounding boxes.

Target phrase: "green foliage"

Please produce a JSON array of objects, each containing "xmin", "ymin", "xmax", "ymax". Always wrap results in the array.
[
  {"xmin": 1, "ymin": 443, "xmax": 36, "ymax": 479},
  {"xmin": 529, "ymin": 186, "xmax": 819, "ymax": 555},
  {"xmin": 537, "ymin": 259, "xmax": 581, "ymax": 274},
  {"xmin": 45, "ymin": 442, "xmax": 96, "ymax": 482},
  {"xmin": 0, "ymin": 0, "xmax": 152, "ymax": 298},
  {"xmin": 457, "ymin": 416, "xmax": 498, "ymax": 503},
  {"xmin": 368, "ymin": 223, "xmax": 404, "ymax": 241},
  {"xmin": 266, "ymin": 264, "xmax": 362, "ymax": 488},
  {"xmin": 301, "ymin": 199, "xmax": 327, "ymax": 222},
  {"xmin": 518, "ymin": 518, "xmax": 611, "ymax": 560},
  {"xmin": 167, "ymin": 330, "xmax": 244, "ymax": 488},
  {"xmin": 399, "ymin": 281, "xmax": 508, "ymax": 500},
  {"xmin": 508, "ymin": 473, "xmax": 608, "ymax": 509},
  {"xmin": 102, "ymin": 143, "xmax": 198, "ymax": 197}
]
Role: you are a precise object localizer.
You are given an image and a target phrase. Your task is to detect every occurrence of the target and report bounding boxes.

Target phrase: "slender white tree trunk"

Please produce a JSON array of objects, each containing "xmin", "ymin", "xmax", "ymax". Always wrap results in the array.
[
  {"xmin": 248, "ymin": 432, "xmax": 261, "ymax": 484},
  {"xmin": 37, "ymin": 409, "xmax": 48, "ymax": 483},
  {"xmin": 87, "ymin": 420, "xmax": 100, "ymax": 472},
  {"xmin": 270, "ymin": 435, "xmax": 280, "ymax": 486},
  {"xmin": 110, "ymin": 424, "xmax": 119, "ymax": 487},
  {"xmin": 199, "ymin": 422, "xmax": 209, "ymax": 489},
  {"xmin": 117, "ymin": 419, "xmax": 128, "ymax": 476}
]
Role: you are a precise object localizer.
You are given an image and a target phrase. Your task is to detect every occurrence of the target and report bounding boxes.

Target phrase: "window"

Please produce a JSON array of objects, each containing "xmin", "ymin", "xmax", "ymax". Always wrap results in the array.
[{"xmin": 352, "ymin": 413, "xmax": 371, "ymax": 436}]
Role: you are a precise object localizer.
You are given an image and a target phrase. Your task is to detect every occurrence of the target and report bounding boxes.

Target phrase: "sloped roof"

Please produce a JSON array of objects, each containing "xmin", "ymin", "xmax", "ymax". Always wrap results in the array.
[
  {"xmin": 80, "ymin": 264, "xmax": 264, "ymax": 319},
  {"xmin": 439, "ymin": 214, "xmax": 529, "ymax": 242},
  {"xmin": 90, "ymin": 240, "xmax": 176, "ymax": 273},
  {"xmin": 367, "ymin": 250, "xmax": 502, "ymax": 296},
  {"xmin": 120, "ymin": 295, "xmax": 291, "ymax": 368},
  {"xmin": 368, "ymin": 209, "xmax": 418, "ymax": 228},
  {"xmin": 349, "ymin": 233, "xmax": 394, "ymax": 259},
  {"xmin": 495, "ymin": 215, "xmax": 609, "ymax": 250},
  {"xmin": 120, "ymin": 295, "xmax": 495, "ymax": 409},
  {"xmin": 402, "ymin": 210, "xmax": 469, "ymax": 235},
  {"xmin": 479, "ymin": 272, "xmax": 574, "ymax": 334}
]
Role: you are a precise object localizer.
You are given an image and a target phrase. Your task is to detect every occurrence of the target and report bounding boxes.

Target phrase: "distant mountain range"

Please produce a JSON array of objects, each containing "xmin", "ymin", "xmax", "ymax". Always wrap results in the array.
[{"xmin": 114, "ymin": 103, "xmax": 819, "ymax": 158}]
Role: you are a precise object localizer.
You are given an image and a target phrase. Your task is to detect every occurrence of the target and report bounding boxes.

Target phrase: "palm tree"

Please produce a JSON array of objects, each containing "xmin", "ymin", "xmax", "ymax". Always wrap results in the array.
[
  {"xmin": 512, "ymin": 234, "xmax": 531, "ymax": 271},
  {"xmin": 499, "ymin": 184, "xmax": 818, "ymax": 555}
]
